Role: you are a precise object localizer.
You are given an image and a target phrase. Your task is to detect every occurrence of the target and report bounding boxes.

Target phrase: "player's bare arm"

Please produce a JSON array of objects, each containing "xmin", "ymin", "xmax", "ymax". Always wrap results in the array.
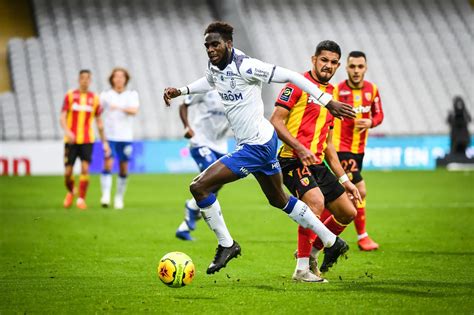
[
  {"xmin": 95, "ymin": 116, "xmax": 111, "ymax": 157},
  {"xmin": 270, "ymin": 106, "xmax": 317, "ymax": 166},
  {"xmin": 179, "ymin": 103, "xmax": 195, "ymax": 139},
  {"xmin": 59, "ymin": 111, "xmax": 75, "ymax": 144},
  {"xmin": 325, "ymin": 130, "xmax": 361, "ymax": 205}
]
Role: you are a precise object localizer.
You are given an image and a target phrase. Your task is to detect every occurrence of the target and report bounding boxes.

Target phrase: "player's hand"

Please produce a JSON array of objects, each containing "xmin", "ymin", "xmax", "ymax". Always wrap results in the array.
[
  {"xmin": 163, "ymin": 87, "xmax": 181, "ymax": 106},
  {"xmin": 66, "ymin": 130, "xmax": 75, "ymax": 144},
  {"xmin": 103, "ymin": 142, "xmax": 111, "ymax": 158},
  {"xmin": 184, "ymin": 126, "xmax": 195, "ymax": 139},
  {"xmin": 355, "ymin": 118, "xmax": 372, "ymax": 133},
  {"xmin": 326, "ymin": 100, "xmax": 356, "ymax": 119},
  {"xmin": 342, "ymin": 181, "xmax": 362, "ymax": 207},
  {"xmin": 296, "ymin": 146, "xmax": 317, "ymax": 166}
]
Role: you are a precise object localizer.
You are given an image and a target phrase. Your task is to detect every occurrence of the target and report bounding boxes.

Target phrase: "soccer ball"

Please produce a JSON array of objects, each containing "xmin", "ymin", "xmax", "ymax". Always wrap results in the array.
[{"xmin": 157, "ymin": 252, "xmax": 195, "ymax": 288}]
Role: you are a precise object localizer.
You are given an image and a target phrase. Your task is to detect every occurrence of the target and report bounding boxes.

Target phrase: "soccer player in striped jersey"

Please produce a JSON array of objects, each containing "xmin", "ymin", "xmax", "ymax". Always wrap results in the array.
[
  {"xmin": 271, "ymin": 41, "xmax": 361, "ymax": 282},
  {"xmin": 163, "ymin": 22, "xmax": 356, "ymax": 275},
  {"xmin": 329, "ymin": 51, "xmax": 384, "ymax": 251},
  {"xmin": 60, "ymin": 70, "xmax": 110, "ymax": 210},
  {"xmin": 100, "ymin": 68, "xmax": 140, "ymax": 210}
]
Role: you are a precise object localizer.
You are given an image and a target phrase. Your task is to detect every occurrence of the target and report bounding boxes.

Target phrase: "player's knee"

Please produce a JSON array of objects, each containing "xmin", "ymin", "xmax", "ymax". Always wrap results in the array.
[
  {"xmin": 303, "ymin": 198, "xmax": 324, "ymax": 216},
  {"xmin": 341, "ymin": 206, "xmax": 357, "ymax": 224},
  {"xmin": 189, "ymin": 178, "xmax": 206, "ymax": 199}
]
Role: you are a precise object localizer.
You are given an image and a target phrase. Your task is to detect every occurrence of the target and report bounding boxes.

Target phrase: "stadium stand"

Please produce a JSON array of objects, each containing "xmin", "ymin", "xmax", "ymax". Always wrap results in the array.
[{"xmin": 0, "ymin": 0, "xmax": 472, "ymax": 140}]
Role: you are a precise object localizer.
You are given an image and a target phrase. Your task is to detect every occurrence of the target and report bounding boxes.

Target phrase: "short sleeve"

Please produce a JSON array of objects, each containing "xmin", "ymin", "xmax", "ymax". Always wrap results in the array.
[
  {"xmin": 61, "ymin": 93, "xmax": 70, "ymax": 112},
  {"xmin": 129, "ymin": 90, "xmax": 140, "ymax": 108},
  {"xmin": 99, "ymin": 91, "xmax": 108, "ymax": 109},
  {"xmin": 240, "ymin": 58, "xmax": 276, "ymax": 84},
  {"xmin": 274, "ymin": 84, "xmax": 302, "ymax": 111},
  {"xmin": 184, "ymin": 95, "xmax": 194, "ymax": 106}
]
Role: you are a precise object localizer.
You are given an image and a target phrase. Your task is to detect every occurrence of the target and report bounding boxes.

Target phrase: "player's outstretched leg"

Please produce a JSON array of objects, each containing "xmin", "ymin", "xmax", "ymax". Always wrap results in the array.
[
  {"xmin": 175, "ymin": 198, "xmax": 201, "ymax": 241},
  {"xmin": 189, "ymin": 161, "xmax": 241, "ymax": 274},
  {"xmin": 63, "ymin": 165, "xmax": 75, "ymax": 208},
  {"xmin": 253, "ymin": 172, "xmax": 349, "ymax": 280}
]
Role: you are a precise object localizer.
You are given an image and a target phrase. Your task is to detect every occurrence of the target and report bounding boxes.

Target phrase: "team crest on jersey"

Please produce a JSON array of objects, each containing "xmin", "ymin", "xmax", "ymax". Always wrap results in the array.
[
  {"xmin": 300, "ymin": 177, "xmax": 310, "ymax": 187},
  {"xmin": 246, "ymin": 68, "xmax": 253, "ymax": 75},
  {"xmin": 279, "ymin": 87, "xmax": 294, "ymax": 102},
  {"xmin": 365, "ymin": 92, "xmax": 372, "ymax": 101},
  {"xmin": 230, "ymin": 78, "xmax": 236, "ymax": 89}
]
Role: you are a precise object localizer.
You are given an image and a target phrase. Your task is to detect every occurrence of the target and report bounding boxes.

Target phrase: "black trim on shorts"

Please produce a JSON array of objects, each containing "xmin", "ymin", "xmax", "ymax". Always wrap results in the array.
[{"xmin": 279, "ymin": 158, "xmax": 345, "ymax": 204}]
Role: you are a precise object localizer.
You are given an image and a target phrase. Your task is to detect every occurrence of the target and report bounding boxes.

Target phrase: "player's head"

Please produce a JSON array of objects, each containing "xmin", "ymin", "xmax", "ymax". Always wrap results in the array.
[
  {"xmin": 78, "ymin": 69, "xmax": 91, "ymax": 91},
  {"xmin": 204, "ymin": 21, "xmax": 234, "ymax": 68},
  {"xmin": 346, "ymin": 51, "xmax": 367, "ymax": 86},
  {"xmin": 311, "ymin": 40, "xmax": 341, "ymax": 83},
  {"xmin": 109, "ymin": 67, "xmax": 130, "ymax": 91}
]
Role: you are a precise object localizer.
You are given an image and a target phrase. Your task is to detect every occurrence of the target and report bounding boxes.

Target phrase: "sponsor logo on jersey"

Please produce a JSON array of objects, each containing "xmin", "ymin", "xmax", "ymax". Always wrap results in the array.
[
  {"xmin": 279, "ymin": 87, "xmax": 293, "ymax": 102},
  {"xmin": 339, "ymin": 90, "xmax": 351, "ymax": 96},
  {"xmin": 254, "ymin": 68, "xmax": 269, "ymax": 78},
  {"xmin": 230, "ymin": 78, "xmax": 236, "ymax": 89},
  {"xmin": 365, "ymin": 92, "xmax": 372, "ymax": 101},
  {"xmin": 246, "ymin": 68, "xmax": 253, "ymax": 74},
  {"xmin": 271, "ymin": 161, "xmax": 280, "ymax": 169},
  {"xmin": 220, "ymin": 75, "xmax": 225, "ymax": 81},
  {"xmin": 219, "ymin": 91, "xmax": 243, "ymax": 102},
  {"xmin": 72, "ymin": 103, "xmax": 93, "ymax": 112},
  {"xmin": 354, "ymin": 105, "xmax": 372, "ymax": 114},
  {"xmin": 300, "ymin": 177, "xmax": 310, "ymax": 187}
]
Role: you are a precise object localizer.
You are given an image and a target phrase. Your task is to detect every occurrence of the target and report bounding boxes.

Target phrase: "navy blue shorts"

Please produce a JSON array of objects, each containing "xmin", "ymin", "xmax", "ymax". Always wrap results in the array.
[
  {"xmin": 108, "ymin": 141, "xmax": 133, "ymax": 162},
  {"xmin": 190, "ymin": 146, "xmax": 225, "ymax": 172},
  {"xmin": 219, "ymin": 132, "xmax": 281, "ymax": 178}
]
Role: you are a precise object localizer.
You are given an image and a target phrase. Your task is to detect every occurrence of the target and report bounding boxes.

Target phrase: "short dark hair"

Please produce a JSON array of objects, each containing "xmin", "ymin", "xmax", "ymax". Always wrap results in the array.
[
  {"xmin": 109, "ymin": 67, "xmax": 130, "ymax": 87},
  {"xmin": 348, "ymin": 51, "xmax": 366, "ymax": 61},
  {"xmin": 79, "ymin": 69, "xmax": 91, "ymax": 75},
  {"xmin": 314, "ymin": 40, "xmax": 341, "ymax": 58},
  {"xmin": 204, "ymin": 21, "xmax": 234, "ymax": 41}
]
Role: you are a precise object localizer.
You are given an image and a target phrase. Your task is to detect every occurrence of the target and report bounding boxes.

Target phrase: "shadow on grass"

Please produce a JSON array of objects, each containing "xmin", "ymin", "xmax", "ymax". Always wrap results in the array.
[
  {"xmin": 400, "ymin": 250, "xmax": 474, "ymax": 256},
  {"xmin": 247, "ymin": 280, "xmax": 474, "ymax": 298}
]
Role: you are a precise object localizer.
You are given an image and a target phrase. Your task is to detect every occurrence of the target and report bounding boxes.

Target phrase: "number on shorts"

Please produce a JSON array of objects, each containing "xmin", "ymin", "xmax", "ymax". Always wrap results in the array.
[{"xmin": 340, "ymin": 159, "xmax": 358, "ymax": 173}]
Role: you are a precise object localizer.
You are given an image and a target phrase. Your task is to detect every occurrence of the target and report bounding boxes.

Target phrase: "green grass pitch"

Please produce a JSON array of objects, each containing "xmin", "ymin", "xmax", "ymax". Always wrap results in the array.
[{"xmin": 1, "ymin": 170, "xmax": 473, "ymax": 313}]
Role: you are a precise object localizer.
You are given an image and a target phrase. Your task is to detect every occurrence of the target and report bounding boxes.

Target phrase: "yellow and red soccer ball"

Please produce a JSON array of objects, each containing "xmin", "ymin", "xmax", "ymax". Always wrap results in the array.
[{"xmin": 157, "ymin": 252, "xmax": 195, "ymax": 288}]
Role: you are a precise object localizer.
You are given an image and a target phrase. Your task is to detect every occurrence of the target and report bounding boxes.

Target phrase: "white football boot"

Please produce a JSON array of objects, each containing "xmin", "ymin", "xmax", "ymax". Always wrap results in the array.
[
  {"xmin": 100, "ymin": 194, "xmax": 111, "ymax": 208},
  {"xmin": 114, "ymin": 195, "xmax": 124, "ymax": 210},
  {"xmin": 292, "ymin": 269, "xmax": 328, "ymax": 283}
]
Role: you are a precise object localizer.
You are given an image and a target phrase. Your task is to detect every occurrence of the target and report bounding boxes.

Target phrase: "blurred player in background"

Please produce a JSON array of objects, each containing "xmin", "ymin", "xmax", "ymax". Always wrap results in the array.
[
  {"xmin": 175, "ymin": 90, "xmax": 230, "ymax": 241},
  {"xmin": 164, "ymin": 21, "xmax": 356, "ymax": 275},
  {"xmin": 60, "ymin": 70, "xmax": 110, "ymax": 210},
  {"xmin": 100, "ymin": 68, "xmax": 140, "ymax": 210},
  {"xmin": 327, "ymin": 51, "xmax": 384, "ymax": 250},
  {"xmin": 271, "ymin": 41, "xmax": 360, "ymax": 282}
]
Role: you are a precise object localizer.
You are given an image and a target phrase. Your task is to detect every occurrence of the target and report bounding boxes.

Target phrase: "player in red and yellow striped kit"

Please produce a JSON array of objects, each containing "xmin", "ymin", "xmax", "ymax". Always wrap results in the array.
[
  {"xmin": 323, "ymin": 51, "xmax": 384, "ymax": 251},
  {"xmin": 60, "ymin": 70, "xmax": 110, "ymax": 210},
  {"xmin": 271, "ymin": 41, "xmax": 361, "ymax": 282}
]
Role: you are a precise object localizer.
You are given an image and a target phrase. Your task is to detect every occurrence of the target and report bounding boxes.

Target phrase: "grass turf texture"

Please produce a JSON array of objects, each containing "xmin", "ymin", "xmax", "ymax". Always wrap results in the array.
[{"xmin": 1, "ymin": 170, "xmax": 473, "ymax": 314}]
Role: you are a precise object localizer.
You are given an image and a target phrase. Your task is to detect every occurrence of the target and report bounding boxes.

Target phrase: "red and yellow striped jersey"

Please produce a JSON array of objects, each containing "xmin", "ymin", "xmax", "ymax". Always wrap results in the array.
[
  {"xmin": 332, "ymin": 80, "xmax": 384, "ymax": 154},
  {"xmin": 61, "ymin": 89, "xmax": 102, "ymax": 144},
  {"xmin": 275, "ymin": 71, "xmax": 334, "ymax": 164}
]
